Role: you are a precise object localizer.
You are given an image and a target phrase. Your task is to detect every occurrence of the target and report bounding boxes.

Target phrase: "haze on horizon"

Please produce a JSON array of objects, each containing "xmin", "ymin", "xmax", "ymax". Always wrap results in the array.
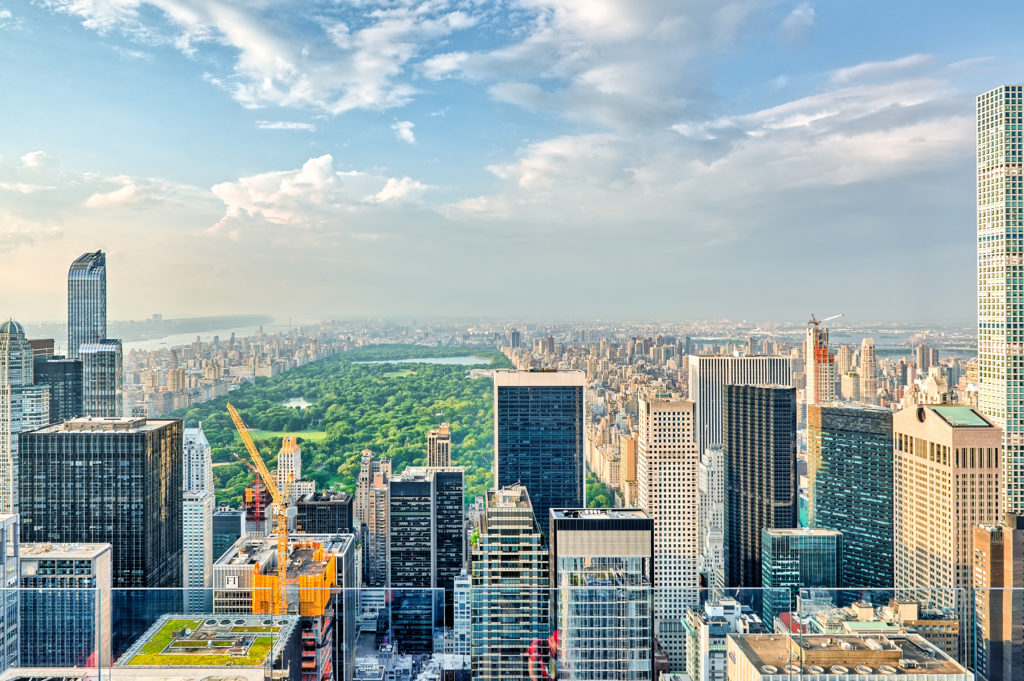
[{"xmin": 1, "ymin": 1, "xmax": 1022, "ymax": 324}]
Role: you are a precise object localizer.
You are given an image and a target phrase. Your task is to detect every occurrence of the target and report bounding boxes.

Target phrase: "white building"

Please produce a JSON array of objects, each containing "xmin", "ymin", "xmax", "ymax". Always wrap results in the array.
[
  {"xmin": 276, "ymin": 435, "xmax": 302, "ymax": 495},
  {"xmin": 449, "ymin": 571, "xmax": 470, "ymax": 657},
  {"xmin": 697, "ymin": 445, "xmax": 725, "ymax": 591},
  {"xmin": 860, "ymin": 338, "xmax": 878, "ymax": 405},
  {"xmin": 684, "ymin": 598, "xmax": 763, "ymax": 681},
  {"xmin": 637, "ymin": 393, "xmax": 699, "ymax": 668},
  {"xmin": 687, "ymin": 356, "xmax": 792, "ymax": 452},
  {"xmin": 0, "ymin": 320, "xmax": 50, "ymax": 515},
  {"xmin": 978, "ymin": 84, "xmax": 1024, "ymax": 513},
  {"xmin": 182, "ymin": 424, "xmax": 214, "ymax": 612}
]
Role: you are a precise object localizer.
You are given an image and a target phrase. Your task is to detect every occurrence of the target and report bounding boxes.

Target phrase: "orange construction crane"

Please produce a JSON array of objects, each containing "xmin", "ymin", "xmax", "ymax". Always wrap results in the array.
[{"xmin": 227, "ymin": 402, "xmax": 291, "ymax": 614}]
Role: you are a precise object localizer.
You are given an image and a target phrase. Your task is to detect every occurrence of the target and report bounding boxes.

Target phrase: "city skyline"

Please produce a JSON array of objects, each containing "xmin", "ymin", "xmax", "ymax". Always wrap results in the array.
[{"xmin": 2, "ymin": 2, "xmax": 1024, "ymax": 321}]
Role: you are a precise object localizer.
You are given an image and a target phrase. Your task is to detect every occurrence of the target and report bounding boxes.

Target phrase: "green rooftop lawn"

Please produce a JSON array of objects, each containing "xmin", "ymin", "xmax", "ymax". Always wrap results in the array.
[{"xmin": 127, "ymin": 619, "xmax": 277, "ymax": 667}]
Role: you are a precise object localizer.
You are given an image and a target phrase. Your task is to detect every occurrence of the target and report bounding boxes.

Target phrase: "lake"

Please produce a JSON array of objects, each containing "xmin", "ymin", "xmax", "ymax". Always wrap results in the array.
[
  {"xmin": 281, "ymin": 397, "xmax": 312, "ymax": 409},
  {"xmin": 353, "ymin": 356, "xmax": 492, "ymax": 366}
]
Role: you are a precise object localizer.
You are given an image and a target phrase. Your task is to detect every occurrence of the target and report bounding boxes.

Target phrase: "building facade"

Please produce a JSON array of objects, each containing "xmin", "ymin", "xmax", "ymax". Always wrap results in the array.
[
  {"xmin": 723, "ymin": 385, "xmax": 798, "ymax": 588},
  {"xmin": 760, "ymin": 528, "xmax": 843, "ymax": 630},
  {"xmin": 806, "ymin": 404, "xmax": 893, "ymax": 589},
  {"xmin": 549, "ymin": 509, "xmax": 654, "ymax": 681},
  {"xmin": 494, "ymin": 369, "xmax": 585, "ymax": 535},
  {"xmin": 687, "ymin": 356, "xmax": 793, "ymax": 453},
  {"xmin": 33, "ymin": 355, "xmax": 83, "ymax": 423},
  {"xmin": 698, "ymin": 445, "xmax": 725, "ymax": 591},
  {"xmin": 893, "ymin": 405, "xmax": 1002, "ymax": 663},
  {"xmin": 212, "ymin": 508, "xmax": 244, "ymax": 562},
  {"xmin": 427, "ymin": 422, "xmax": 451, "ymax": 467},
  {"xmin": 296, "ymin": 491, "xmax": 354, "ymax": 534},
  {"xmin": 804, "ymin": 321, "xmax": 836, "ymax": 408},
  {"xmin": 637, "ymin": 393, "xmax": 699, "ymax": 666},
  {"xmin": 67, "ymin": 251, "xmax": 107, "ymax": 360},
  {"xmin": 79, "ymin": 339, "xmax": 123, "ymax": 417},
  {"xmin": 974, "ymin": 513, "xmax": 1024, "ymax": 681},
  {"xmin": 183, "ymin": 490, "xmax": 215, "ymax": 612}
]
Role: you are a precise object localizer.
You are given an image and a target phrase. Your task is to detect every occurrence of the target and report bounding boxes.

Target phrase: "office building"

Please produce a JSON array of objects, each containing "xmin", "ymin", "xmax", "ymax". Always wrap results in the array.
[
  {"xmin": 494, "ymin": 369, "xmax": 585, "ymax": 535},
  {"xmin": 723, "ymin": 385, "xmax": 797, "ymax": 588},
  {"xmin": 388, "ymin": 471, "xmax": 434, "ymax": 654},
  {"xmin": 244, "ymin": 476, "xmax": 272, "ymax": 536},
  {"xmin": 470, "ymin": 486, "xmax": 549, "ymax": 681},
  {"xmin": 427, "ymin": 422, "xmax": 451, "ymax": 467},
  {"xmin": 806, "ymin": 404, "xmax": 893, "ymax": 589},
  {"xmin": 19, "ymin": 542, "xmax": 112, "ymax": 667},
  {"xmin": 355, "ymin": 451, "xmax": 389, "ymax": 528},
  {"xmin": 549, "ymin": 508, "xmax": 654, "ymax": 681},
  {"xmin": 0, "ymin": 516, "xmax": 17, "ymax": 673},
  {"xmin": 451, "ymin": 572, "xmax": 470, "ymax": 657},
  {"xmin": 79, "ymin": 339, "xmax": 122, "ymax": 417},
  {"xmin": 296, "ymin": 491, "xmax": 353, "ymax": 534},
  {"xmin": 978, "ymin": 85, "xmax": 1024, "ymax": 514},
  {"xmin": 698, "ymin": 445, "xmax": 725, "ymax": 590},
  {"xmin": 894, "ymin": 405, "xmax": 1002, "ymax": 663},
  {"xmin": 67, "ymin": 251, "xmax": 107, "ymax": 360},
  {"xmin": 687, "ymin": 356, "xmax": 792, "ymax": 452},
  {"xmin": 276, "ymin": 435, "xmax": 302, "ymax": 497},
  {"xmin": 860, "ymin": 338, "xmax": 878, "ymax": 405},
  {"xmin": 183, "ymin": 425, "xmax": 214, "ymax": 494},
  {"xmin": 367, "ymin": 472, "xmax": 389, "ymax": 587},
  {"xmin": 974, "ymin": 513, "xmax": 1024, "ymax": 681},
  {"xmin": 19, "ymin": 417, "xmax": 184, "ymax": 588},
  {"xmin": 33, "ymin": 355, "xmax": 83, "ymax": 423},
  {"xmin": 0, "ymin": 320, "xmax": 50, "ymax": 514},
  {"xmin": 760, "ymin": 528, "xmax": 843, "ymax": 629},
  {"xmin": 183, "ymin": 490, "xmax": 214, "ymax": 612},
  {"xmin": 726, "ymin": 634, "xmax": 971, "ymax": 681},
  {"xmin": 637, "ymin": 393, "xmax": 699, "ymax": 666},
  {"xmin": 212, "ymin": 508, "xmax": 244, "ymax": 562},
  {"xmin": 804, "ymin": 320, "xmax": 836, "ymax": 407},
  {"xmin": 683, "ymin": 598, "xmax": 763, "ymax": 681}
]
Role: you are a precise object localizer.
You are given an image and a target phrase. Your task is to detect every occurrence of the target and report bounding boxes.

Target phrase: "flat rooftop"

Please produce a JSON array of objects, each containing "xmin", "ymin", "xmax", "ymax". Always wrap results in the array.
[
  {"xmin": 21, "ymin": 542, "xmax": 110, "ymax": 559},
  {"xmin": 298, "ymin": 490, "xmax": 352, "ymax": 504},
  {"xmin": 730, "ymin": 633, "xmax": 966, "ymax": 676},
  {"xmin": 216, "ymin": 534, "xmax": 353, "ymax": 576},
  {"xmin": 28, "ymin": 417, "xmax": 178, "ymax": 434},
  {"xmin": 928, "ymin": 406, "xmax": 992, "ymax": 428},
  {"xmin": 551, "ymin": 508, "xmax": 650, "ymax": 520},
  {"xmin": 117, "ymin": 614, "xmax": 298, "ymax": 668}
]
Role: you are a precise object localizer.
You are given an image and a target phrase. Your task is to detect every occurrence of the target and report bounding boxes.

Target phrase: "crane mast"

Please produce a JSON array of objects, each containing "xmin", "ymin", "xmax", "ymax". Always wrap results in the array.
[{"xmin": 227, "ymin": 402, "xmax": 290, "ymax": 614}]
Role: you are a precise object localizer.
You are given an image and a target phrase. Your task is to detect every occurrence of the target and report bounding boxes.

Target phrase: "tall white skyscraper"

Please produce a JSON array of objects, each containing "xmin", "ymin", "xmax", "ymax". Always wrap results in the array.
[
  {"xmin": 637, "ymin": 393, "xmax": 698, "ymax": 667},
  {"xmin": 978, "ymin": 84, "xmax": 1024, "ymax": 513},
  {"xmin": 697, "ymin": 444, "xmax": 725, "ymax": 591},
  {"xmin": 0, "ymin": 320, "xmax": 50, "ymax": 515},
  {"xmin": 687, "ymin": 355, "xmax": 793, "ymax": 452},
  {"xmin": 860, "ymin": 337, "xmax": 878, "ymax": 405},
  {"xmin": 182, "ymin": 424, "xmax": 214, "ymax": 611}
]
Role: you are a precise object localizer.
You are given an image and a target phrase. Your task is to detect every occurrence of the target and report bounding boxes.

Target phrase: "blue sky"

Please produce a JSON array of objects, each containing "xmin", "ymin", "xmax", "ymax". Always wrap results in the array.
[{"xmin": 1, "ymin": 0, "xmax": 1023, "ymax": 322}]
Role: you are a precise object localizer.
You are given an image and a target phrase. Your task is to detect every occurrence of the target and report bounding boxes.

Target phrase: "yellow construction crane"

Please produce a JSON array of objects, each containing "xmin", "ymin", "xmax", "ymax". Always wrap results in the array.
[{"xmin": 227, "ymin": 402, "xmax": 291, "ymax": 614}]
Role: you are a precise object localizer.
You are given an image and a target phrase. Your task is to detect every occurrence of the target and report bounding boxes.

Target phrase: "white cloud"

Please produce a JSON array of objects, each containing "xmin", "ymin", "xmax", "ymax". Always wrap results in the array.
[
  {"xmin": 830, "ymin": 53, "xmax": 935, "ymax": 84},
  {"xmin": 779, "ymin": 3, "xmax": 814, "ymax": 42},
  {"xmin": 19, "ymin": 151, "xmax": 50, "ymax": 168},
  {"xmin": 391, "ymin": 120, "xmax": 415, "ymax": 144},
  {"xmin": 364, "ymin": 176, "xmax": 426, "ymax": 203},
  {"xmin": 256, "ymin": 120, "xmax": 316, "ymax": 131}
]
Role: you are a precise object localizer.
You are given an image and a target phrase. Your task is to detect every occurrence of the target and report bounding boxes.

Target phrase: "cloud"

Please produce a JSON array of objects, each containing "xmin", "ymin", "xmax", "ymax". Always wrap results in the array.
[
  {"xmin": 830, "ymin": 53, "xmax": 935, "ymax": 84},
  {"xmin": 41, "ymin": 0, "xmax": 478, "ymax": 115},
  {"xmin": 256, "ymin": 120, "xmax": 316, "ymax": 131},
  {"xmin": 391, "ymin": 120, "xmax": 415, "ymax": 144},
  {"xmin": 779, "ymin": 3, "xmax": 814, "ymax": 42},
  {"xmin": 209, "ymin": 154, "xmax": 431, "ymax": 237},
  {"xmin": 19, "ymin": 151, "xmax": 51, "ymax": 169}
]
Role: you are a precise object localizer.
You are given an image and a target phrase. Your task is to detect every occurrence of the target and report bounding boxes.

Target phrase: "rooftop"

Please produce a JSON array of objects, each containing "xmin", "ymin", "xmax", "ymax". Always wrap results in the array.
[
  {"xmin": 730, "ymin": 633, "xmax": 967, "ymax": 676},
  {"xmin": 551, "ymin": 508, "xmax": 650, "ymax": 520},
  {"xmin": 117, "ymin": 614, "xmax": 298, "ymax": 669},
  {"xmin": 297, "ymin": 490, "xmax": 353, "ymax": 504},
  {"xmin": 20, "ymin": 542, "xmax": 110, "ymax": 559},
  {"xmin": 928, "ymin": 406, "xmax": 992, "ymax": 428},
  {"xmin": 29, "ymin": 417, "xmax": 178, "ymax": 434}
]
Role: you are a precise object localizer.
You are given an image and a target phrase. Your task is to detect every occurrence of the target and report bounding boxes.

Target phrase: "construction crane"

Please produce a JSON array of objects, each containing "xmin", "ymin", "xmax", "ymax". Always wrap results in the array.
[
  {"xmin": 808, "ymin": 313, "xmax": 844, "ymax": 328},
  {"xmin": 227, "ymin": 402, "xmax": 291, "ymax": 614}
]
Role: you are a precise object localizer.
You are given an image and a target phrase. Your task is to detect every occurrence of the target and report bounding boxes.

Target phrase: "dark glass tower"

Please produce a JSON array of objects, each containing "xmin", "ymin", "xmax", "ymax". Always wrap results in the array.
[
  {"xmin": 18, "ymin": 417, "xmax": 183, "ymax": 588},
  {"xmin": 388, "ymin": 474, "xmax": 434, "ymax": 654},
  {"xmin": 431, "ymin": 468, "xmax": 465, "ymax": 598},
  {"xmin": 807, "ymin": 404, "xmax": 893, "ymax": 590},
  {"xmin": 33, "ymin": 356, "xmax": 83, "ymax": 423},
  {"xmin": 212, "ymin": 509, "xmax": 244, "ymax": 562},
  {"xmin": 761, "ymin": 528, "xmax": 842, "ymax": 629},
  {"xmin": 494, "ymin": 369, "xmax": 585, "ymax": 536},
  {"xmin": 80, "ymin": 339, "xmax": 122, "ymax": 417},
  {"xmin": 722, "ymin": 384, "xmax": 797, "ymax": 589},
  {"xmin": 296, "ymin": 491, "xmax": 354, "ymax": 534},
  {"xmin": 67, "ymin": 251, "xmax": 106, "ymax": 360}
]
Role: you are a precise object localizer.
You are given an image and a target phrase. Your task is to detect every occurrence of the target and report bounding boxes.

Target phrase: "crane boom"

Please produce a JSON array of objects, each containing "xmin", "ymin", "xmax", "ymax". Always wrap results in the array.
[{"xmin": 227, "ymin": 402, "xmax": 289, "ymax": 614}]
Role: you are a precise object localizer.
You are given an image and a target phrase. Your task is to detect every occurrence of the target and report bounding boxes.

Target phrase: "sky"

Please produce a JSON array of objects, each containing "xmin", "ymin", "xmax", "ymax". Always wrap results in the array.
[{"xmin": 1, "ymin": 0, "xmax": 1023, "ymax": 323}]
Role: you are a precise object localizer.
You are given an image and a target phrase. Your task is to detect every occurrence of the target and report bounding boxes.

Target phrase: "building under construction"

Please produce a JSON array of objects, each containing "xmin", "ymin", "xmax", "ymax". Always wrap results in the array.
[{"xmin": 214, "ymin": 534, "xmax": 358, "ymax": 681}]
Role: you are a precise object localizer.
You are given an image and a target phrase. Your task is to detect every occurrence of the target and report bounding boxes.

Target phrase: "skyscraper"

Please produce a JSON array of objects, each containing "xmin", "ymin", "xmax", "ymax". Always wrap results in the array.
[
  {"xmin": 549, "ymin": 509, "xmax": 654, "ymax": 681},
  {"xmin": 427, "ymin": 422, "xmax": 451, "ymax": 467},
  {"xmin": 494, "ymin": 369, "xmax": 585, "ymax": 535},
  {"xmin": 637, "ymin": 393, "xmax": 699, "ymax": 666},
  {"xmin": 0, "ymin": 320, "xmax": 50, "ymax": 514},
  {"xmin": 978, "ymin": 85, "xmax": 1024, "ymax": 514},
  {"xmin": 974, "ymin": 513, "xmax": 1024, "ymax": 681},
  {"xmin": 805, "ymin": 318, "xmax": 836, "ymax": 407},
  {"xmin": 296, "ymin": 491, "xmax": 353, "ymax": 534},
  {"xmin": 697, "ymin": 445, "xmax": 725, "ymax": 591},
  {"xmin": 67, "ymin": 251, "xmax": 106, "ymax": 360},
  {"xmin": 18, "ymin": 417, "xmax": 184, "ymax": 588},
  {"xmin": 33, "ymin": 355, "xmax": 82, "ymax": 423},
  {"xmin": 388, "ymin": 470, "xmax": 434, "ymax": 653},
  {"xmin": 182, "ymin": 425, "xmax": 214, "ymax": 611},
  {"xmin": 212, "ymin": 508, "xmax": 244, "ymax": 562},
  {"xmin": 276, "ymin": 434, "xmax": 302, "ymax": 495},
  {"xmin": 470, "ymin": 486, "xmax": 549, "ymax": 681},
  {"xmin": 760, "ymin": 528, "xmax": 842, "ymax": 630},
  {"xmin": 80, "ymin": 339, "xmax": 122, "ymax": 417},
  {"xmin": 860, "ymin": 338, "xmax": 878, "ymax": 405},
  {"xmin": 723, "ymin": 385, "xmax": 797, "ymax": 588},
  {"xmin": 687, "ymin": 356, "xmax": 792, "ymax": 453},
  {"xmin": 806, "ymin": 404, "xmax": 893, "ymax": 589},
  {"xmin": 894, "ymin": 405, "xmax": 1002, "ymax": 662}
]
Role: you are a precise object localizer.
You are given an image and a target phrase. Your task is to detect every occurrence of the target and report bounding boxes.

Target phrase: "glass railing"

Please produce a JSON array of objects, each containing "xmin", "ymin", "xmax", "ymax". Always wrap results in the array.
[{"xmin": 0, "ymin": 586, "xmax": 1010, "ymax": 679}]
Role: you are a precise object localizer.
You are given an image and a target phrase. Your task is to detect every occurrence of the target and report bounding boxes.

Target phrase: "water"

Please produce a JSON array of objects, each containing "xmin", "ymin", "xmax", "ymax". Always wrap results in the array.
[
  {"xmin": 281, "ymin": 397, "xmax": 312, "ymax": 409},
  {"xmin": 123, "ymin": 325, "xmax": 268, "ymax": 352},
  {"xmin": 353, "ymin": 356, "xmax": 492, "ymax": 366}
]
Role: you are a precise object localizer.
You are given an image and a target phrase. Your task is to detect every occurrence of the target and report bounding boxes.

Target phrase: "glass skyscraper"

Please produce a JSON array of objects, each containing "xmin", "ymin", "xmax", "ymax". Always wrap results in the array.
[
  {"xmin": 978, "ymin": 85, "xmax": 1024, "ymax": 513},
  {"xmin": 67, "ymin": 251, "xmax": 106, "ymax": 360},
  {"xmin": 722, "ymin": 384, "xmax": 797, "ymax": 589},
  {"xmin": 807, "ymin": 404, "xmax": 893, "ymax": 590},
  {"xmin": 760, "ymin": 528, "xmax": 842, "ymax": 630},
  {"xmin": 33, "ymin": 355, "xmax": 83, "ymax": 423},
  {"xmin": 494, "ymin": 369, "xmax": 585, "ymax": 536}
]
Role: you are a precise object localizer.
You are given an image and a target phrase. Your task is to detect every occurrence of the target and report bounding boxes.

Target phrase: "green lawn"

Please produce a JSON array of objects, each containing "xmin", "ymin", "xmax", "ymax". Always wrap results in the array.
[
  {"xmin": 235, "ymin": 429, "xmax": 328, "ymax": 445},
  {"xmin": 383, "ymin": 369, "xmax": 416, "ymax": 377},
  {"xmin": 126, "ymin": 617, "xmax": 277, "ymax": 667}
]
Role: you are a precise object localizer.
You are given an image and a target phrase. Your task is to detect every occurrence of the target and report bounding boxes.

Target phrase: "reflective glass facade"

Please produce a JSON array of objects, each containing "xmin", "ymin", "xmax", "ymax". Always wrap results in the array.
[
  {"xmin": 67, "ymin": 251, "xmax": 106, "ymax": 361},
  {"xmin": 760, "ymin": 528, "xmax": 842, "ymax": 630}
]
